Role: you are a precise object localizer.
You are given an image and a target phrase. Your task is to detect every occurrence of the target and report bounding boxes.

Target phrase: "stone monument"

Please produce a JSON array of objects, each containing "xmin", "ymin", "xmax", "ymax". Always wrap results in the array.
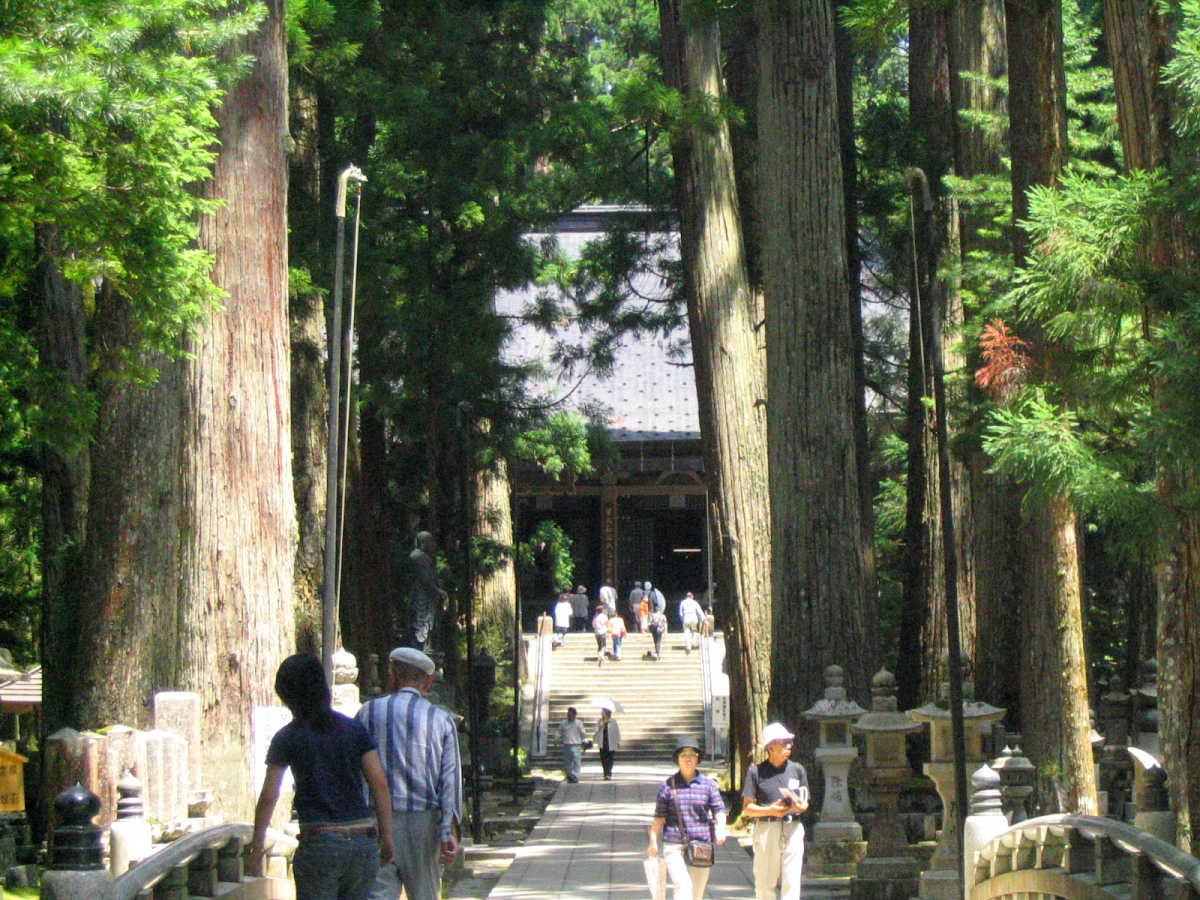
[
  {"xmin": 907, "ymin": 681, "xmax": 1005, "ymax": 900},
  {"xmin": 803, "ymin": 665, "xmax": 867, "ymax": 877},
  {"xmin": 850, "ymin": 669, "xmax": 921, "ymax": 900}
]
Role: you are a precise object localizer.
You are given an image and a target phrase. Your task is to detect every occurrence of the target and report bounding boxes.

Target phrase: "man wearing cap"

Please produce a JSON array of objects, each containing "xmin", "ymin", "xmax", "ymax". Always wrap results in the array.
[
  {"xmin": 357, "ymin": 647, "xmax": 463, "ymax": 900},
  {"xmin": 742, "ymin": 723, "xmax": 809, "ymax": 900}
]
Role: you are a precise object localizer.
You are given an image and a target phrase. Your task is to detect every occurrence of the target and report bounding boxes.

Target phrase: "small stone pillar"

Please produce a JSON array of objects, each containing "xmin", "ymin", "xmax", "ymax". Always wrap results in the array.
[
  {"xmin": 849, "ymin": 669, "xmax": 921, "ymax": 900},
  {"xmin": 1133, "ymin": 659, "xmax": 1159, "ymax": 760},
  {"xmin": 109, "ymin": 770, "xmax": 152, "ymax": 876},
  {"xmin": 332, "ymin": 647, "xmax": 361, "ymax": 716},
  {"xmin": 804, "ymin": 665, "xmax": 867, "ymax": 877},
  {"xmin": 1127, "ymin": 746, "xmax": 1174, "ymax": 843},
  {"xmin": 42, "ymin": 783, "xmax": 114, "ymax": 899},
  {"xmin": 990, "ymin": 746, "xmax": 1034, "ymax": 824},
  {"xmin": 961, "ymin": 765, "xmax": 1008, "ymax": 893},
  {"xmin": 908, "ymin": 683, "xmax": 1005, "ymax": 900},
  {"xmin": 365, "ymin": 653, "xmax": 382, "ymax": 698}
]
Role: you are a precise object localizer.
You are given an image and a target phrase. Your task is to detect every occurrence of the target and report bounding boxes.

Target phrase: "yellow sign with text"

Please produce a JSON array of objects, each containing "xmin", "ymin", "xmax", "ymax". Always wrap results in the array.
[{"xmin": 0, "ymin": 749, "xmax": 27, "ymax": 813}]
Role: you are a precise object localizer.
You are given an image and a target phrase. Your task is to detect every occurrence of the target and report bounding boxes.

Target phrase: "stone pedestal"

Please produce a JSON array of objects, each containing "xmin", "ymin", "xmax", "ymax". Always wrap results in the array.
[{"xmin": 850, "ymin": 670, "xmax": 921, "ymax": 900}]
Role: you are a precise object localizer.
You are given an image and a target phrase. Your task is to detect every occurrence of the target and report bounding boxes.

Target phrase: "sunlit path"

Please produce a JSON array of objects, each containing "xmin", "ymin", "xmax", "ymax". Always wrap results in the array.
[{"xmin": 488, "ymin": 760, "xmax": 756, "ymax": 898}]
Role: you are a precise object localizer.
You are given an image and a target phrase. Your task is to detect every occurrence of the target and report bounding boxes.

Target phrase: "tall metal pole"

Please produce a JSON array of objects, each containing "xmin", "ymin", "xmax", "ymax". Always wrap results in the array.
[
  {"xmin": 323, "ymin": 165, "xmax": 365, "ymax": 683},
  {"xmin": 457, "ymin": 401, "xmax": 483, "ymax": 844},
  {"xmin": 907, "ymin": 167, "xmax": 969, "ymax": 884}
]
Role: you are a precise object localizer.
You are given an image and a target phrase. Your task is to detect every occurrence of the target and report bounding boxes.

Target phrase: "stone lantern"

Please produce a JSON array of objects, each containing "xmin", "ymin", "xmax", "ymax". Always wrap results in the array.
[
  {"xmin": 907, "ymin": 683, "xmax": 1004, "ymax": 900},
  {"xmin": 990, "ymin": 745, "xmax": 1034, "ymax": 824},
  {"xmin": 804, "ymin": 665, "xmax": 868, "ymax": 876},
  {"xmin": 849, "ymin": 669, "xmax": 921, "ymax": 900}
]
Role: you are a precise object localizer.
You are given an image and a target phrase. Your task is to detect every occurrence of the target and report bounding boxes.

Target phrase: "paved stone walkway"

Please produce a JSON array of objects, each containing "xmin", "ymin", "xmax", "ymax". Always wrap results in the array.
[{"xmin": 487, "ymin": 760, "xmax": 756, "ymax": 899}]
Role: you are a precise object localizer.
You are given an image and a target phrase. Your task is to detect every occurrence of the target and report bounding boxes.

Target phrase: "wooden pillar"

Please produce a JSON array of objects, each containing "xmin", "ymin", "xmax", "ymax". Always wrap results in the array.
[{"xmin": 601, "ymin": 480, "xmax": 618, "ymax": 587}]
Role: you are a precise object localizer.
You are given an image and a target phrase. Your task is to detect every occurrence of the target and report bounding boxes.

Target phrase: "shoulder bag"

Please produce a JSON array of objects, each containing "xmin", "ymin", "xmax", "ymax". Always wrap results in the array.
[{"xmin": 671, "ymin": 779, "xmax": 715, "ymax": 867}]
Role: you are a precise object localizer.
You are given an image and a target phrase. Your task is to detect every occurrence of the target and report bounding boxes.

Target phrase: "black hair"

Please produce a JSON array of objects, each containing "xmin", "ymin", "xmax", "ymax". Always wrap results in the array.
[{"xmin": 274, "ymin": 654, "xmax": 336, "ymax": 731}]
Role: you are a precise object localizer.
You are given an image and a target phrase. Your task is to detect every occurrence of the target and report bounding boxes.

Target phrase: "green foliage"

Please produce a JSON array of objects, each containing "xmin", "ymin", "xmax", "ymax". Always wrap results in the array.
[
  {"xmin": 513, "ymin": 412, "xmax": 594, "ymax": 481},
  {"xmin": 517, "ymin": 519, "xmax": 575, "ymax": 592}
]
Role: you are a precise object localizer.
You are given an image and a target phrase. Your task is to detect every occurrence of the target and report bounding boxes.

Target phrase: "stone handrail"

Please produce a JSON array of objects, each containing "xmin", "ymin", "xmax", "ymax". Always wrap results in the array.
[
  {"xmin": 113, "ymin": 823, "xmax": 253, "ymax": 899},
  {"xmin": 529, "ymin": 632, "xmax": 553, "ymax": 757},
  {"xmin": 970, "ymin": 813, "xmax": 1200, "ymax": 900},
  {"xmin": 698, "ymin": 629, "xmax": 714, "ymax": 757}
]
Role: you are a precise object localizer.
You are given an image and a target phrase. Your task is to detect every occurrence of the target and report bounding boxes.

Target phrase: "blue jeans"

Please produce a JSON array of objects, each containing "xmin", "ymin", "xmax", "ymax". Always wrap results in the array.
[
  {"xmin": 293, "ymin": 830, "xmax": 380, "ymax": 900},
  {"xmin": 611, "ymin": 634, "xmax": 623, "ymax": 658}
]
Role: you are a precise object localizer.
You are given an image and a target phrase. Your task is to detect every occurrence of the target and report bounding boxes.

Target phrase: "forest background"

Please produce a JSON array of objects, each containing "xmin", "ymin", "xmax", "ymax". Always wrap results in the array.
[{"xmin": 4, "ymin": 0, "xmax": 1200, "ymax": 848}]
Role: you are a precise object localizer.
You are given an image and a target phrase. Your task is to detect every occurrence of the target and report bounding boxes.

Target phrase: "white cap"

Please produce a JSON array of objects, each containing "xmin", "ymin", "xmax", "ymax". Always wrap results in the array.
[
  {"xmin": 389, "ymin": 646, "xmax": 435, "ymax": 675},
  {"xmin": 761, "ymin": 722, "xmax": 795, "ymax": 747}
]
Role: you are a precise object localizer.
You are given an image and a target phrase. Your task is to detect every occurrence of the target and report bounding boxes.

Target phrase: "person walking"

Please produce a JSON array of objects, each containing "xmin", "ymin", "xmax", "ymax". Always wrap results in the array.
[
  {"xmin": 647, "ymin": 581, "xmax": 666, "ymax": 615},
  {"xmin": 552, "ymin": 593, "xmax": 573, "ymax": 648},
  {"xmin": 647, "ymin": 735, "xmax": 727, "ymax": 900},
  {"xmin": 356, "ymin": 647, "xmax": 463, "ymax": 900},
  {"xmin": 628, "ymin": 581, "xmax": 646, "ymax": 631},
  {"xmin": 678, "ymin": 592, "xmax": 705, "ymax": 652},
  {"xmin": 607, "ymin": 610, "xmax": 628, "ymax": 660},
  {"xmin": 647, "ymin": 608, "xmax": 668, "ymax": 660},
  {"xmin": 593, "ymin": 705, "xmax": 621, "ymax": 780},
  {"xmin": 742, "ymin": 723, "xmax": 809, "ymax": 900},
  {"xmin": 591, "ymin": 605, "xmax": 609, "ymax": 664},
  {"xmin": 570, "ymin": 585, "xmax": 590, "ymax": 632},
  {"xmin": 251, "ymin": 654, "xmax": 394, "ymax": 899},
  {"xmin": 559, "ymin": 707, "xmax": 587, "ymax": 783},
  {"xmin": 599, "ymin": 582, "xmax": 618, "ymax": 616}
]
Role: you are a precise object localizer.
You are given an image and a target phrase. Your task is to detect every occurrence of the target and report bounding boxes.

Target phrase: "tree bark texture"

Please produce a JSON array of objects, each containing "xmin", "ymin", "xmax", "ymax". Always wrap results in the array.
[
  {"xmin": 174, "ymin": 0, "xmax": 295, "ymax": 820},
  {"xmin": 473, "ymin": 454, "xmax": 518, "ymax": 650},
  {"xmin": 1101, "ymin": 0, "xmax": 1200, "ymax": 849},
  {"xmin": 1004, "ymin": 0, "xmax": 1067, "ymax": 267},
  {"xmin": 1019, "ymin": 490, "xmax": 1097, "ymax": 813},
  {"xmin": 949, "ymin": 0, "xmax": 1015, "ymax": 708},
  {"xmin": 288, "ymin": 78, "xmax": 330, "ymax": 656},
  {"xmin": 34, "ymin": 228, "xmax": 91, "ymax": 729},
  {"xmin": 756, "ymin": 0, "xmax": 876, "ymax": 721},
  {"xmin": 659, "ymin": 0, "xmax": 773, "ymax": 775},
  {"xmin": 1006, "ymin": 0, "xmax": 1095, "ymax": 813}
]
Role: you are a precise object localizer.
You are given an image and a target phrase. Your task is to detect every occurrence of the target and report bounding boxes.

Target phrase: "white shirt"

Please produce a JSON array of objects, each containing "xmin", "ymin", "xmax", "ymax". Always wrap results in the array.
[
  {"xmin": 679, "ymin": 597, "xmax": 704, "ymax": 625},
  {"xmin": 560, "ymin": 718, "xmax": 587, "ymax": 746},
  {"xmin": 553, "ymin": 600, "xmax": 573, "ymax": 629}
]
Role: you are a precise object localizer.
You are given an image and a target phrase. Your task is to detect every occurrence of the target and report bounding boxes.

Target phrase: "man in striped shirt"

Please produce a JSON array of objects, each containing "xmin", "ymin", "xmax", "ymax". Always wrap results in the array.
[{"xmin": 357, "ymin": 646, "xmax": 463, "ymax": 900}]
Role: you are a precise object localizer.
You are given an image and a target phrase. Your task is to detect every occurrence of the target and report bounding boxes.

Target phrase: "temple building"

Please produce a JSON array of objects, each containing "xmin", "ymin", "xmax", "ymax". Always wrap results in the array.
[{"xmin": 499, "ymin": 207, "xmax": 711, "ymax": 626}]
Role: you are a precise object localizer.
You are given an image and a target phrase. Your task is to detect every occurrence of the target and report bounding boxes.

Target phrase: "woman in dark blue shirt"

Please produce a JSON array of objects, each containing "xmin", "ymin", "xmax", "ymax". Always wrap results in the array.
[
  {"xmin": 251, "ymin": 654, "xmax": 394, "ymax": 899},
  {"xmin": 647, "ymin": 735, "xmax": 727, "ymax": 899}
]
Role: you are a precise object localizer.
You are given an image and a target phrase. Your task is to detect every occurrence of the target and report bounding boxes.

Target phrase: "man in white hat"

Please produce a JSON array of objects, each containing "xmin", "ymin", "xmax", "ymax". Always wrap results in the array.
[
  {"xmin": 357, "ymin": 647, "xmax": 462, "ymax": 900},
  {"xmin": 741, "ymin": 722, "xmax": 809, "ymax": 900}
]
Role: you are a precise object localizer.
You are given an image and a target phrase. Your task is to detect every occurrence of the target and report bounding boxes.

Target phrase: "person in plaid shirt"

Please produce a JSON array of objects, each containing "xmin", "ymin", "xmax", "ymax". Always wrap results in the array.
[{"xmin": 647, "ymin": 736, "xmax": 727, "ymax": 898}]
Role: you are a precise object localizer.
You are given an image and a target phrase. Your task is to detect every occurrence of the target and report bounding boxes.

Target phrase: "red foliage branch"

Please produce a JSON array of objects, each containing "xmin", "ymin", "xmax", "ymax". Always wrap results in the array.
[{"xmin": 975, "ymin": 319, "xmax": 1031, "ymax": 401}]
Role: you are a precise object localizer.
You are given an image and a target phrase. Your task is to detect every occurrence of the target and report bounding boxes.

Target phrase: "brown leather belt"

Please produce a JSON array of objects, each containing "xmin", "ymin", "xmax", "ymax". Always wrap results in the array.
[{"xmin": 301, "ymin": 823, "xmax": 378, "ymax": 837}]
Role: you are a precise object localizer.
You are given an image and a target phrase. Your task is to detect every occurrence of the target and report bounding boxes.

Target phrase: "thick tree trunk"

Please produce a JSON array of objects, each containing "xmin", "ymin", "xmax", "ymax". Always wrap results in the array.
[
  {"xmin": 949, "ymin": 0, "xmax": 1015, "ymax": 708},
  {"xmin": 288, "ymin": 77, "xmax": 330, "ymax": 656},
  {"xmin": 1006, "ymin": 0, "xmax": 1095, "ymax": 813},
  {"xmin": 175, "ymin": 0, "xmax": 295, "ymax": 820},
  {"xmin": 34, "ymin": 228, "xmax": 91, "ymax": 729},
  {"xmin": 473, "ymin": 454, "xmax": 518, "ymax": 648},
  {"xmin": 1101, "ymin": 0, "xmax": 1200, "ymax": 849},
  {"xmin": 659, "ymin": 0, "xmax": 773, "ymax": 776},
  {"xmin": 756, "ymin": 0, "xmax": 875, "ymax": 722}
]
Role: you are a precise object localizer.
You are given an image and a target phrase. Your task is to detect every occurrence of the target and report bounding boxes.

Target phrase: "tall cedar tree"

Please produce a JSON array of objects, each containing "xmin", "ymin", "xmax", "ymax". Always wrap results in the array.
[
  {"xmin": 756, "ymin": 0, "xmax": 876, "ymax": 724},
  {"xmin": 69, "ymin": 0, "xmax": 295, "ymax": 821},
  {"xmin": 1004, "ymin": 0, "xmax": 1097, "ymax": 813},
  {"xmin": 658, "ymin": 0, "xmax": 773, "ymax": 778},
  {"xmin": 1102, "ymin": 0, "xmax": 1200, "ymax": 850}
]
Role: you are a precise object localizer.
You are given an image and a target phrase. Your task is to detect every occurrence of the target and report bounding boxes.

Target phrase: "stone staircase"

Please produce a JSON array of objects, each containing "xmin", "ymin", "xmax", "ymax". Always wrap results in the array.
[{"xmin": 535, "ymin": 630, "xmax": 706, "ymax": 761}]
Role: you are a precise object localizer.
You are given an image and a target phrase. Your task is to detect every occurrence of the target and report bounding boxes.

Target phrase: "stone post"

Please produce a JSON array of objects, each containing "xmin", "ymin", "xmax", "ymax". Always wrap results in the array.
[
  {"xmin": 332, "ymin": 647, "xmax": 361, "ymax": 716},
  {"xmin": 41, "ymin": 783, "xmax": 114, "ymax": 899},
  {"xmin": 1133, "ymin": 659, "xmax": 1159, "ymax": 760},
  {"xmin": 907, "ymin": 683, "xmax": 1005, "ymax": 900},
  {"xmin": 962, "ymin": 765, "xmax": 1008, "ymax": 896},
  {"xmin": 109, "ymin": 770, "xmax": 152, "ymax": 876},
  {"xmin": 990, "ymin": 746, "xmax": 1034, "ymax": 824},
  {"xmin": 1127, "ymin": 746, "xmax": 1173, "ymax": 843},
  {"xmin": 849, "ymin": 670, "xmax": 922, "ymax": 900},
  {"xmin": 803, "ymin": 665, "xmax": 867, "ymax": 877}
]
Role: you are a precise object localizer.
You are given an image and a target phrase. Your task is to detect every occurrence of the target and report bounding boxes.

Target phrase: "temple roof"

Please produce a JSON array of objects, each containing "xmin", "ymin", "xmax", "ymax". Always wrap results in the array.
[{"xmin": 498, "ymin": 208, "xmax": 699, "ymax": 443}]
